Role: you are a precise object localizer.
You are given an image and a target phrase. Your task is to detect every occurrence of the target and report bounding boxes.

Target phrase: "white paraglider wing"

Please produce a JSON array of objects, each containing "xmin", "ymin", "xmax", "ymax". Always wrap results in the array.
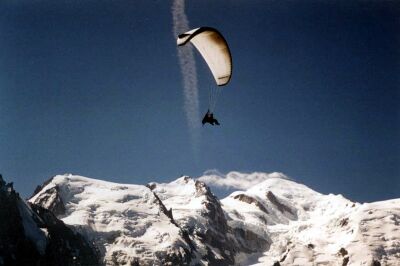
[{"xmin": 177, "ymin": 27, "xmax": 232, "ymax": 86}]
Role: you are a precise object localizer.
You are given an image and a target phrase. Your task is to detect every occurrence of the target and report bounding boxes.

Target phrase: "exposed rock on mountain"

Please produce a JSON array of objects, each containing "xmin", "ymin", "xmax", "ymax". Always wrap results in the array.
[
  {"xmin": 0, "ymin": 174, "xmax": 99, "ymax": 266},
  {"xmin": 150, "ymin": 177, "xmax": 269, "ymax": 265},
  {"xmin": 12, "ymin": 172, "xmax": 400, "ymax": 266},
  {"xmin": 220, "ymin": 173, "xmax": 400, "ymax": 266},
  {"xmin": 29, "ymin": 175, "xmax": 193, "ymax": 265}
]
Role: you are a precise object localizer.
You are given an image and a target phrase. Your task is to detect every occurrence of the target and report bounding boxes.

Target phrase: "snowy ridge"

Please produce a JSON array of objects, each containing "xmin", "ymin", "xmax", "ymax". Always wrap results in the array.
[
  {"xmin": 215, "ymin": 173, "xmax": 399, "ymax": 266},
  {"xmin": 30, "ymin": 174, "xmax": 192, "ymax": 265},
  {"xmin": 0, "ymin": 174, "xmax": 99, "ymax": 265},
  {"xmin": 29, "ymin": 172, "xmax": 400, "ymax": 266},
  {"xmin": 149, "ymin": 176, "xmax": 263, "ymax": 265}
]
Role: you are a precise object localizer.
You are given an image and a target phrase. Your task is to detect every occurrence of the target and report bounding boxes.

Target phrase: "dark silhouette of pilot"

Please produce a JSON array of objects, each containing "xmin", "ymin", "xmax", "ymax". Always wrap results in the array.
[{"xmin": 202, "ymin": 110, "xmax": 220, "ymax": 126}]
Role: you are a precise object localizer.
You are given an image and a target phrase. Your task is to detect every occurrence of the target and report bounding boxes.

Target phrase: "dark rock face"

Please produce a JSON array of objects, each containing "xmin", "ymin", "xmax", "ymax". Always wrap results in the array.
[
  {"xmin": 339, "ymin": 218, "xmax": 349, "ymax": 227},
  {"xmin": 157, "ymin": 249, "xmax": 192, "ymax": 266},
  {"xmin": 232, "ymin": 227, "xmax": 269, "ymax": 253},
  {"xmin": 29, "ymin": 176, "xmax": 54, "ymax": 200},
  {"xmin": 30, "ymin": 185, "xmax": 66, "ymax": 216},
  {"xmin": 28, "ymin": 175, "xmax": 272, "ymax": 265},
  {"xmin": 337, "ymin": 247, "xmax": 349, "ymax": 266},
  {"xmin": 372, "ymin": 260, "xmax": 381, "ymax": 266},
  {"xmin": 195, "ymin": 181, "xmax": 229, "ymax": 233},
  {"xmin": 151, "ymin": 191, "xmax": 194, "ymax": 264},
  {"xmin": 172, "ymin": 180, "xmax": 271, "ymax": 265},
  {"xmin": 0, "ymin": 176, "xmax": 41, "ymax": 266},
  {"xmin": 146, "ymin": 182, "xmax": 157, "ymax": 191},
  {"xmin": 233, "ymin": 193, "xmax": 269, "ymax": 214},
  {"xmin": 342, "ymin": 256, "xmax": 349, "ymax": 266},
  {"xmin": 266, "ymin": 191, "xmax": 295, "ymax": 216},
  {"xmin": 338, "ymin": 247, "xmax": 348, "ymax": 256},
  {"xmin": 279, "ymin": 247, "xmax": 290, "ymax": 263},
  {"xmin": 0, "ymin": 174, "xmax": 99, "ymax": 266},
  {"xmin": 30, "ymin": 204, "xmax": 100, "ymax": 266},
  {"xmin": 193, "ymin": 181, "xmax": 236, "ymax": 265}
]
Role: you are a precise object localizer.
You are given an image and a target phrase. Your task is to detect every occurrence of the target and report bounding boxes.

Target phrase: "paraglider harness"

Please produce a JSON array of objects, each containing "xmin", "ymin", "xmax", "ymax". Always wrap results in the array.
[
  {"xmin": 202, "ymin": 110, "xmax": 220, "ymax": 126},
  {"xmin": 202, "ymin": 86, "xmax": 222, "ymax": 126}
]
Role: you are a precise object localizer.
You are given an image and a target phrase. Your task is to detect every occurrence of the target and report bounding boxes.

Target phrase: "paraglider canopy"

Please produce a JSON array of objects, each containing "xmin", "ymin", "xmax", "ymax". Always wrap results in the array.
[{"xmin": 177, "ymin": 27, "xmax": 232, "ymax": 86}]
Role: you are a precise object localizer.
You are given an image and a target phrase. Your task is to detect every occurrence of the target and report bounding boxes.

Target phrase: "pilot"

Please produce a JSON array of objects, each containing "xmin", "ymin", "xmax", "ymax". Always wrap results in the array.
[{"xmin": 202, "ymin": 110, "xmax": 220, "ymax": 126}]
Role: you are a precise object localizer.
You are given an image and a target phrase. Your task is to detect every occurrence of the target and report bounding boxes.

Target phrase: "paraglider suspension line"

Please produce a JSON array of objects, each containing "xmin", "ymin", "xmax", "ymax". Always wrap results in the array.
[{"xmin": 208, "ymin": 87, "xmax": 222, "ymax": 113}]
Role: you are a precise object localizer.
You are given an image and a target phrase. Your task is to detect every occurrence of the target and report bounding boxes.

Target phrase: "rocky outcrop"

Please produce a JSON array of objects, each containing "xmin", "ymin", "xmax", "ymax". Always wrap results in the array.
[
  {"xmin": 233, "ymin": 193, "xmax": 269, "ymax": 214},
  {"xmin": 32, "ymin": 203, "xmax": 100, "ymax": 265},
  {"xmin": 30, "ymin": 185, "xmax": 66, "ymax": 216},
  {"xmin": 266, "ymin": 191, "xmax": 294, "ymax": 215},
  {"xmin": 0, "ymin": 175, "xmax": 41, "ymax": 266},
  {"xmin": 29, "ymin": 176, "xmax": 54, "ymax": 200},
  {"xmin": 21, "ymin": 173, "xmax": 400, "ymax": 265},
  {"xmin": 150, "ymin": 177, "xmax": 270, "ymax": 265},
  {"xmin": 151, "ymin": 190, "xmax": 194, "ymax": 263},
  {"xmin": 30, "ymin": 175, "xmax": 195, "ymax": 266},
  {"xmin": 232, "ymin": 226, "xmax": 270, "ymax": 253},
  {"xmin": 192, "ymin": 180, "xmax": 235, "ymax": 265},
  {"xmin": 0, "ymin": 174, "xmax": 99, "ymax": 266}
]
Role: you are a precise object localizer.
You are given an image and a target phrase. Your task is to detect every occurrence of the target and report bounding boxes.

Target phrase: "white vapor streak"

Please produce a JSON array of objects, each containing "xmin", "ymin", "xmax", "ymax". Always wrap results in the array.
[
  {"xmin": 172, "ymin": 0, "xmax": 200, "ymax": 139},
  {"xmin": 198, "ymin": 171, "xmax": 292, "ymax": 190}
]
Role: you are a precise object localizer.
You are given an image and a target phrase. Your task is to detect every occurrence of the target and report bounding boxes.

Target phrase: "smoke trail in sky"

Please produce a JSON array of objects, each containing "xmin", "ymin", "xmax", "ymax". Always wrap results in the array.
[{"xmin": 172, "ymin": 0, "xmax": 200, "ymax": 145}]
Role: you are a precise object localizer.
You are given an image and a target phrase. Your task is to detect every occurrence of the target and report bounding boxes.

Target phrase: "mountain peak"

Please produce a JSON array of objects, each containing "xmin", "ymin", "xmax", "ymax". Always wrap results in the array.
[
  {"xmin": 247, "ymin": 175, "xmax": 321, "ymax": 202},
  {"xmin": 29, "ymin": 174, "xmax": 193, "ymax": 265},
  {"xmin": 0, "ymin": 174, "xmax": 99, "ymax": 265},
  {"xmin": 25, "ymin": 172, "xmax": 400, "ymax": 266}
]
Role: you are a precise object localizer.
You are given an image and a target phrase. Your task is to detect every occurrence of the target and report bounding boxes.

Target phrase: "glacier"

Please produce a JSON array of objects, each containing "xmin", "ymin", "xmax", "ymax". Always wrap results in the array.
[{"xmin": 27, "ymin": 172, "xmax": 400, "ymax": 266}]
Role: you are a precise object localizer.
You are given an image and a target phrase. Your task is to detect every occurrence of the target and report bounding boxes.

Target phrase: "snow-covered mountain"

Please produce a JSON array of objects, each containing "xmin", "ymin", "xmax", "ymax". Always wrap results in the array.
[
  {"xmin": 29, "ymin": 174, "xmax": 193, "ymax": 265},
  {"xmin": 0, "ymin": 174, "xmax": 99, "ymax": 266},
  {"xmin": 220, "ymin": 173, "xmax": 400, "ymax": 265},
  {"xmin": 149, "ymin": 177, "xmax": 269, "ymax": 264},
  {"xmin": 25, "ymin": 172, "xmax": 400, "ymax": 266}
]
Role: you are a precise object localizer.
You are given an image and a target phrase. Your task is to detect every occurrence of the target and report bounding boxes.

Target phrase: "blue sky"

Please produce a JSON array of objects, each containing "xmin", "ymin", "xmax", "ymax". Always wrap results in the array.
[{"xmin": 0, "ymin": 0, "xmax": 399, "ymax": 202}]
